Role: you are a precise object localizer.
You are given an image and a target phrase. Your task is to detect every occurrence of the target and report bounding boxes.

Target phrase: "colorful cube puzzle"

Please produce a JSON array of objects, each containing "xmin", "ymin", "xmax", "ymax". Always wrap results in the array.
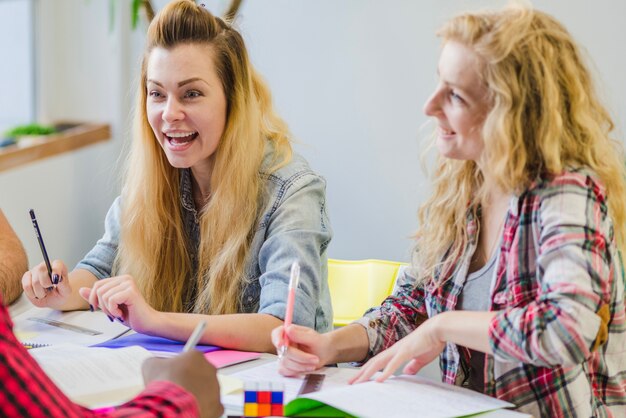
[{"xmin": 243, "ymin": 381, "xmax": 284, "ymax": 417}]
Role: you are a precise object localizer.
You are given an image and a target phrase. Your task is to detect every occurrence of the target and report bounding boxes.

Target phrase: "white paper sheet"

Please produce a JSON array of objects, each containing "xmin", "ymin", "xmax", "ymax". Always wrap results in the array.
[
  {"xmin": 29, "ymin": 344, "xmax": 153, "ymax": 408},
  {"xmin": 303, "ymin": 374, "xmax": 514, "ymax": 418},
  {"xmin": 12, "ymin": 304, "xmax": 130, "ymax": 347}
]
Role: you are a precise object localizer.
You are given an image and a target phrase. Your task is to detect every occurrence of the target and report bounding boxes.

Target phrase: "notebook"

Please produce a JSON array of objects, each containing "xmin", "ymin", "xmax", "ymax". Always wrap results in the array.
[
  {"xmin": 222, "ymin": 361, "xmax": 515, "ymax": 417},
  {"xmin": 30, "ymin": 344, "xmax": 153, "ymax": 408},
  {"xmin": 29, "ymin": 343, "xmax": 250, "ymax": 409},
  {"xmin": 13, "ymin": 305, "xmax": 129, "ymax": 347}
]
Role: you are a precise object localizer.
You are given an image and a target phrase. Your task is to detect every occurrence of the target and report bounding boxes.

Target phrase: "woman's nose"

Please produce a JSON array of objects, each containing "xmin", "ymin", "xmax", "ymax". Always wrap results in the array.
[
  {"xmin": 162, "ymin": 98, "xmax": 184, "ymax": 123},
  {"xmin": 423, "ymin": 90, "xmax": 441, "ymax": 117}
]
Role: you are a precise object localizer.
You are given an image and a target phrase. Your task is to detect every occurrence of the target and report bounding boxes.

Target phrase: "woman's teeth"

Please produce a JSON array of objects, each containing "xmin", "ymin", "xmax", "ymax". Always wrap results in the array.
[{"xmin": 166, "ymin": 132, "xmax": 198, "ymax": 144}]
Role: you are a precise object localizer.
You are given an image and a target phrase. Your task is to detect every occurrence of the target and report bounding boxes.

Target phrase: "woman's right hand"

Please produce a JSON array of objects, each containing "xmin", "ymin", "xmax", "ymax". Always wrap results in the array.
[
  {"xmin": 78, "ymin": 275, "xmax": 159, "ymax": 333},
  {"xmin": 21, "ymin": 260, "xmax": 73, "ymax": 309},
  {"xmin": 271, "ymin": 324, "xmax": 334, "ymax": 377}
]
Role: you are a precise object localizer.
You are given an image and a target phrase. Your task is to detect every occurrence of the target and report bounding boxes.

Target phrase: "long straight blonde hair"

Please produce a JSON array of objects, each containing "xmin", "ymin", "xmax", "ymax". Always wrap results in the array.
[
  {"xmin": 415, "ymin": 6, "xmax": 626, "ymax": 286},
  {"xmin": 114, "ymin": 0, "xmax": 292, "ymax": 314}
]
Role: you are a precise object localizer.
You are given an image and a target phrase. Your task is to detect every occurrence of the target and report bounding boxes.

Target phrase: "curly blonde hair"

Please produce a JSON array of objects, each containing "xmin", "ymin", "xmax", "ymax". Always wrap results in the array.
[{"xmin": 415, "ymin": 6, "xmax": 626, "ymax": 286}]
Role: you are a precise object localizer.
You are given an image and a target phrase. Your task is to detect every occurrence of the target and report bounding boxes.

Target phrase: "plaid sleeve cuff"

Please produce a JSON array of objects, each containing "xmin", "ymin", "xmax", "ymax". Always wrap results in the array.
[
  {"xmin": 114, "ymin": 380, "xmax": 200, "ymax": 418},
  {"xmin": 351, "ymin": 317, "xmax": 379, "ymax": 364}
]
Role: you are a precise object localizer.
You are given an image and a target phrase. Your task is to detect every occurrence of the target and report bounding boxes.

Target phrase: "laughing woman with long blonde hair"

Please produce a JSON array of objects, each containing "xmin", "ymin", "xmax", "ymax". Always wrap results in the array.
[
  {"xmin": 22, "ymin": 0, "xmax": 333, "ymax": 353},
  {"xmin": 273, "ymin": 5, "xmax": 626, "ymax": 415}
]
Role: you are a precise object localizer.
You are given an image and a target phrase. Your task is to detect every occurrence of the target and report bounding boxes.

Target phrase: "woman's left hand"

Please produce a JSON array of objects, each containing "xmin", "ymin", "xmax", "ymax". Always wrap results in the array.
[
  {"xmin": 78, "ymin": 275, "xmax": 159, "ymax": 333},
  {"xmin": 349, "ymin": 316, "xmax": 446, "ymax": 384}
]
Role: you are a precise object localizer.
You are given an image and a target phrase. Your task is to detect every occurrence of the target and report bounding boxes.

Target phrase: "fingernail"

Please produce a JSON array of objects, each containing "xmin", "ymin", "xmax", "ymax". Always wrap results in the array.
[
  {"xmin": 89, "ymin": 304, "xmax": 94, "ymax": 312},
  {"xmin": 52, "ymin": 274, "xmax": 60, "ymax": 285},
  {"xmin": 107, "ymin": 315, "xmax": 114, "ymax": 322}
]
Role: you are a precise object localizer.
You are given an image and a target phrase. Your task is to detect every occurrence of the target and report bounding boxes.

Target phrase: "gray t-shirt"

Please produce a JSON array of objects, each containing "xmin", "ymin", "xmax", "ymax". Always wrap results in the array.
[{"xmin": 457, "ymin": 249, "xmax": 497, "ymax": 392}]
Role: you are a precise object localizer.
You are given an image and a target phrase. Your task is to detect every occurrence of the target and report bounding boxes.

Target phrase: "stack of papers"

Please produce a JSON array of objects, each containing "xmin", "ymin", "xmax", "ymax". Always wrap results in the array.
[
  {"xmin": 205, "ymin": 350, "xmax": 261, "ymax": 368},
  {"xmin": 91, "ymin": 331, "xmax": 262, "ymax": 366},
  {"xmin": 92, "ymin": 332, "xmax": 262, "ymax": 370},
  {"xmin": 92, "ymin": 332, "xmax": 220, "ymax": 356}
]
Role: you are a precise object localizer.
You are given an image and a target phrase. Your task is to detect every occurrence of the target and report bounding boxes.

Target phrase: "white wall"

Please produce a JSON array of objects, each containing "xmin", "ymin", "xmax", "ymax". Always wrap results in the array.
[
  {"xmin": 0, "ymin": 0, "xmax": 131, "ymax": 269},
  {"xmin": 233, "ymin": 0, "xmax": 626, "ymax": 262},
  {"xmin": 2, "ymin": 0, "xmax": 625, "ymax": 269},
  {"xmin": 0, "ymin": 0, "xmax": 34, "ymax": 131}
]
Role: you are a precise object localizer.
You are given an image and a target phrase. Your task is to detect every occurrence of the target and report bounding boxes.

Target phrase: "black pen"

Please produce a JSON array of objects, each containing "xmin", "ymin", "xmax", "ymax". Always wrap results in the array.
[{"xmin": 29, "ymin": 209, "xmax": 58, "ymax": 285}]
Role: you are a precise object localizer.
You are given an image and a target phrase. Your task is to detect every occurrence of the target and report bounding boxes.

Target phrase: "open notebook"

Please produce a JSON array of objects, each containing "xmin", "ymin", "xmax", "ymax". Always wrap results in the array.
[
  {"xmin": 222, "ymin": 361, "xmax": 515, "ymax": 418},
  {"xmin": 29, "ymin": 344, "xmax": 258, "ymax": 409},
  {"xmin": 29, "ymin": 344, "xmax": 153, "ymax": 408}
]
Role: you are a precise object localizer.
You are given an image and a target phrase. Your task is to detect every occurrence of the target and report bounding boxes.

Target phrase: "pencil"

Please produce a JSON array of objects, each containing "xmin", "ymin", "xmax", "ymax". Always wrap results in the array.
[{"xmin": 183, "ymin": 320, "xmax": 207, "ymax": 352}]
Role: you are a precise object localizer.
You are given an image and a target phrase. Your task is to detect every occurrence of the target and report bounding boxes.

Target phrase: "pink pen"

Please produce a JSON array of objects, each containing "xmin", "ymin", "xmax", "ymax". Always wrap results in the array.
[{"xmin": 278, "ymin": 261, "xmax": 300, "ymax": 359}]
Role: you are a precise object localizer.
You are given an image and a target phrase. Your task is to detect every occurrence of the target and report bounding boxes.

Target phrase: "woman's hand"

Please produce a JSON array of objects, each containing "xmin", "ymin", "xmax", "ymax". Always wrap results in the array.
[
  {"xmin": 349, "ymin": 316, "xmax": 446, "ymax": 384},
  {"xmin": 79, "ymin": 275, "xmax": 159, "ymax": 333},
  {"xmin": 22, "ymin": 260, "xmax": 72, "ymax": 309},
  {"xmin": 271, "ymin": 324, "xmax": 335, "ymax": 377}
]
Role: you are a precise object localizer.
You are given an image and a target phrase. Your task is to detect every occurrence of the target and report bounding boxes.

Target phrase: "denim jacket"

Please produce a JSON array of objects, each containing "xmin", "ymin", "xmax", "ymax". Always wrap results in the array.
[{"xmin": 76, "ymin": 147, "xmax": 333, "ymax": 332}]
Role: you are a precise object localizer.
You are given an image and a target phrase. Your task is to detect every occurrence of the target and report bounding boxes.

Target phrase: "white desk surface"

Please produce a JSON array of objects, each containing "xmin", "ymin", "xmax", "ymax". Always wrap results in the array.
[
  {"xmin": 9, "ymin": 296, "xmax": 529, "ymax": 418},
  {"xmin": 8, "ymin": 293, "xmax": 34, "ymax": 317}
]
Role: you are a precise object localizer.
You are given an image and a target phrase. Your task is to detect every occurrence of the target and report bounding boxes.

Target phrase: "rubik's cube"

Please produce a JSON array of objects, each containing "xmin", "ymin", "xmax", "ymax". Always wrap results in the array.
[{"xmin": 243, "ymin": 381, "xmax": 284, "ymax": 417}]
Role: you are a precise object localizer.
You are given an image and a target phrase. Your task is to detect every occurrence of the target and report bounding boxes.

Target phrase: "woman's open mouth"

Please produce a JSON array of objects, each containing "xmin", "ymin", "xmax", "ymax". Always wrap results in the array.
[{"xmin": 164, "ymin": 131, "xmax": 198, "ymax": 150}]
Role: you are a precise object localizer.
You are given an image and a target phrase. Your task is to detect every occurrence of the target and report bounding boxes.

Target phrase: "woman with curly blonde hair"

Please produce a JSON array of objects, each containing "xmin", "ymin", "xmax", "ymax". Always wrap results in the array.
[
  {"xmin": 22, "ymin": 0, "xmax": 333, "ymax": 353},
  {"xmin": 273, "ymin": 5, "xmax": 626, "ymax": 415}
]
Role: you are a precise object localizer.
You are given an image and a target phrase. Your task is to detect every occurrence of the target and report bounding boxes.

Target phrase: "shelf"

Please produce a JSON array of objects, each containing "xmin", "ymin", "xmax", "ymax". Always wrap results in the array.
[{"xmin": 0, "ymin": 122, "xmax": 111, "ymax": 173}]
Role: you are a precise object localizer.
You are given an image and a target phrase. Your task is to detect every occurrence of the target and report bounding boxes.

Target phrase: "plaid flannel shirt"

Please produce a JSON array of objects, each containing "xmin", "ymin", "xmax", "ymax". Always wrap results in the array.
[
  {"xmin": 0, "ymin": 299, "xmax": 199, "ymax": 418},
  {"xmin": 356, "ymin": 169, "xmax": 626, "ymax": 417}
]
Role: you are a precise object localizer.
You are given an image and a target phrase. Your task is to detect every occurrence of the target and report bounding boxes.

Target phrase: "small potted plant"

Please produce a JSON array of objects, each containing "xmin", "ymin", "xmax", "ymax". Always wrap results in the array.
[{"xmin": 1, "ymin": 123, "xmax": 57, "ymax": 149}]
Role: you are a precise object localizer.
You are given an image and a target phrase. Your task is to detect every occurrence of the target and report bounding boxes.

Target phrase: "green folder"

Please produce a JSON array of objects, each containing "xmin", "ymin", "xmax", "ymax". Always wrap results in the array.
[{"xmin": 287, "ymin": 398, "xmax": 355, "ymax": 417}]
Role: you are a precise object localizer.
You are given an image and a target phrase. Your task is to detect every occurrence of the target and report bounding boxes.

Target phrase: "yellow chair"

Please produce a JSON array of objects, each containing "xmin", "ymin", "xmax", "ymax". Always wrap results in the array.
[{"xmin": 328, "ymin": 258, "xmax": 408, "ymax": 327}]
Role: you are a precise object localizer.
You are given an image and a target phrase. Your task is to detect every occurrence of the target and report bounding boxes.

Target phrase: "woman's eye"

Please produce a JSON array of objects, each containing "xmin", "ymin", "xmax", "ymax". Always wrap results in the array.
[
  {"xmin": 449, "ymin": 90, "xmax": 464, "ymax": 103},
  {"xmin": 149, "ymin": 90, "xmax": 163, "ymax": 98},
  {"xmin": 185, "ymin": 90, "xmax": 202, "ymax": 99}
]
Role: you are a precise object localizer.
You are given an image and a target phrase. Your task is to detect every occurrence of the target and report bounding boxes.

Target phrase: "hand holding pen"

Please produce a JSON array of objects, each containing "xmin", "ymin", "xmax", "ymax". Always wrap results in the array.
[
  {"xmin": 273, "ymin": 261, "xmax": 335, "ymax": 376},
  {"xmin": 21, "ymin": 209, "xmax": 72, "ymax": 308},
  {"xmin": 278, "ymin": 261, "xmax": 300, "ymax": 360},
  {"xmin": 143, "ymin": 324, "xmax": 223, "ymax": 418},
  {"xmin": 29, "ymin": 209, "xmax": 58, "ymax": 285}
]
